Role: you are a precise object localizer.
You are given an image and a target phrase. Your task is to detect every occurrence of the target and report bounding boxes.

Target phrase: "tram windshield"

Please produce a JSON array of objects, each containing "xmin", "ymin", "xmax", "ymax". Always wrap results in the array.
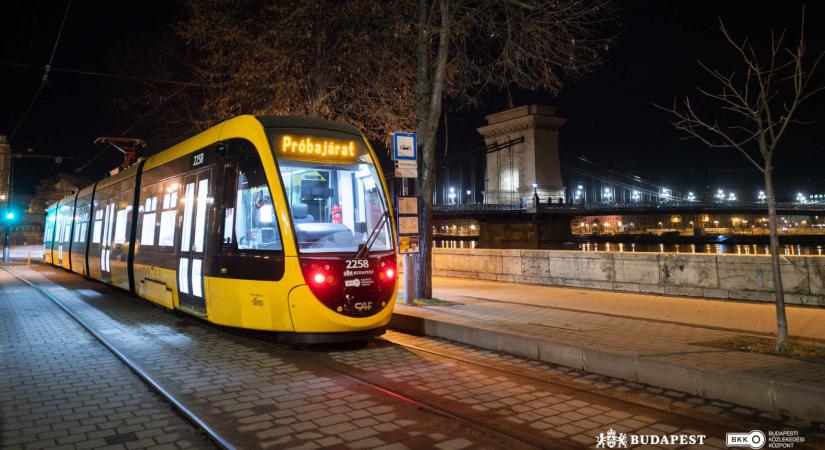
[{"xmin": 271, "ymin": 130, "xmax": 392, "ymax": 254}]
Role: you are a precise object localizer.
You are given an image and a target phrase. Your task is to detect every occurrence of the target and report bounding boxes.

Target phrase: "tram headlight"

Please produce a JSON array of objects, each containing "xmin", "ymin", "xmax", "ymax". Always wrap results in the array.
[
  {"xmin": 312, "ymin": 272, "xmax": 326, "ymax": 284},
  {"xmin": 385, "ymin": 268, "xmax": 395, "ymax": 280}
]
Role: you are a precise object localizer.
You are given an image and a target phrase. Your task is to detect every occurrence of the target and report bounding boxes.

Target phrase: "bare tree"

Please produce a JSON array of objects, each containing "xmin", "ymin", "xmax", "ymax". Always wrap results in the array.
[
  {"xmin": 177, "ymin": 0, "xmax": 417, "ymax": 144},
  {"xmin": 660, "ymin": 10, "xmax": 824, "ymax": 353},
  {"xmin": 412, "ymin": 0, "xmax": 615, "ymax": 299}
]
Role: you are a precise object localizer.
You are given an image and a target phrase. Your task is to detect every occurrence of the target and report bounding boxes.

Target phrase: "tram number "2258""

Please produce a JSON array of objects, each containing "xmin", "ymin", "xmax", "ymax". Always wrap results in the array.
[{"xmin": 345, "ymin": 259, "xmax": 369, "ymax": 269}]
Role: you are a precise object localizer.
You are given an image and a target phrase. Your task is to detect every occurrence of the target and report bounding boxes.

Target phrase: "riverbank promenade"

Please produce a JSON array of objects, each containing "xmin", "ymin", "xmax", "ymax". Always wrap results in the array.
[{"xmin": 392, "ymin": 276, "xmax": 825, "ymax": 424}]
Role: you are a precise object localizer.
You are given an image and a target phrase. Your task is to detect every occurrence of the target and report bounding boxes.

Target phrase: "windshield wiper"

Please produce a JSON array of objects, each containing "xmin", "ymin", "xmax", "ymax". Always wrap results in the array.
[{"xmin": 355, "ymin": 211, "xmax": 388, "ymax": 259}]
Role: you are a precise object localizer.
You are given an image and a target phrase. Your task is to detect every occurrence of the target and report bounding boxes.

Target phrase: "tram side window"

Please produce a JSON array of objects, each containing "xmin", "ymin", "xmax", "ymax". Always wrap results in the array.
[
  {"xmin": 113, "ymin": 205, "xmax": 129, "ymax": 244},
  {"xmin": 92, "ymin": 208, "xmax": 103, "ymax": 243},
  {"xmin": 158, "ymin": 183, "xmax": 179, "ymax": 247},
  {"xmin": 44, "ymin": 209, "xmax": 56, "ymax": 248},
  {"xmin": 141, "ymin": 195, "xmax": 158, "ymax": 246},
  {"xmin": 234, "ymin": 144, "xmax": 281, "ymax": 251},
  {"xmin": 73, "ymin": 205, "xmax": 89, "ymax": 243}
]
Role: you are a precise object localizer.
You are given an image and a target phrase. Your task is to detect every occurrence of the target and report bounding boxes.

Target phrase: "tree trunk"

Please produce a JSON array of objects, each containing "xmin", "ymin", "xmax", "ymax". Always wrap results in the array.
[
  {"xmin": 414, "ymin": 0, "xmax": 450, "ymax": 300},
  {"xmin": 764, "ymin": 165, "xmax": 791, "ymax": 353}
]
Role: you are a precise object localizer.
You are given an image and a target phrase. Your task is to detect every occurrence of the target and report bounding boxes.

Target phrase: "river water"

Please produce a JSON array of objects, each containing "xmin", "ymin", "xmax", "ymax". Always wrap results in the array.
[{"xmin": 433, "ymin": 239, "xmax": 825, "ymax": 255}]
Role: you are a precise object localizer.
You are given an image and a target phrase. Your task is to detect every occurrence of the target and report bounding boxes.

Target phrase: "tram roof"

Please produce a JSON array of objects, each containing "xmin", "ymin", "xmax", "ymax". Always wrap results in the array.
[{"xmin": 255, "ymin": 115, "xmax": 361, "ymax": 136}]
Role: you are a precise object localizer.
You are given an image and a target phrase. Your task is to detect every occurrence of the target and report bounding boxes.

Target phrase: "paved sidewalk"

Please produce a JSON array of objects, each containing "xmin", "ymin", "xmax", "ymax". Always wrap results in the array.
[
  {"xmin": 392, "ymin": 277, "xmax": 825, "ymax": 423},
  {"xmin": 0, "ymin": 266, "xmax": 213, "ymax": 449}
]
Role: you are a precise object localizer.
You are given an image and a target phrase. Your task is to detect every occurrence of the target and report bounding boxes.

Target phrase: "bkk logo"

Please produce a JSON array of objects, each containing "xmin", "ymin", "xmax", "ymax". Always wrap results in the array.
[
  {"xmin": 596, "ymin": 428, "xmax": 706, "ymax": 448},
  {"xmin": 727, "ymin": 431, "xmax": 766, "ymax": 449}
]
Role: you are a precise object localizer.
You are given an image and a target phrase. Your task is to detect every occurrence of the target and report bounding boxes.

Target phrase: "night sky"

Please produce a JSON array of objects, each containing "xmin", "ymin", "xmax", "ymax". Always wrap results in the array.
[{"xmin": 2, "ymin": 0, "xmax": 824, "ymax": 203}]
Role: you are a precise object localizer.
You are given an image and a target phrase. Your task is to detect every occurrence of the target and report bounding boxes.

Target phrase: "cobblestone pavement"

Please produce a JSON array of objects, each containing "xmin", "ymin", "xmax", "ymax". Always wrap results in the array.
[
  {"xmin": 4, "ymin": 264, "xmax": 825, "ymax": 449},
  {"xmin": 0, "ymin": 267, "xmax": 214, "ymax": 450}
]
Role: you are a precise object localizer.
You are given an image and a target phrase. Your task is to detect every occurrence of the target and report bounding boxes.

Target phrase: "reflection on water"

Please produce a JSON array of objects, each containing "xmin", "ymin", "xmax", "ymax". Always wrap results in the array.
[
  {"xmin": 433, "ymin": 239, "xmax": 478, "ymax": 249},
  {"xmin": 433, "ymin": 239, "xmax": 824, "ymax": 255},
  {"xmin": 577, "ymin": 242, "xmax": 824, "ymax": 255}
]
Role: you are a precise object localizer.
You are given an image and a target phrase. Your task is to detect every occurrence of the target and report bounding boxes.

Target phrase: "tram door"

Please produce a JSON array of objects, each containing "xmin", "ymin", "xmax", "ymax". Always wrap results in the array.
[
  {"xmin": 176, "ymin": 169, "xmax": 211, "ymax": 315},
  {"xmin": 99, "ymin": 202, "xmax": 116, "ymax": 281}
]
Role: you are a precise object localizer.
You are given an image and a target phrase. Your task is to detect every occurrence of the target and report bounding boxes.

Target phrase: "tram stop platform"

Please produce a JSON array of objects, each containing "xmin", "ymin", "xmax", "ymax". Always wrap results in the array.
[{"xmin": 392, "ymin": 276, "xmax": 825, "ymax": 424}]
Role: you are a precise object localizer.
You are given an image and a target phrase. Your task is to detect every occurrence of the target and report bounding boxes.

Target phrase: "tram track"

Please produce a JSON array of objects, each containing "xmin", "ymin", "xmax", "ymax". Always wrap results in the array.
[
  {"xmin": 2, "ymin": 266, "xmax": 232, "ymax": 450},
  {"xmin": 374, "ymin": 333, "xmax": 821, "ymax": 438},
  {"xmin": 246, "ymin": 335, "xmax": 556, "ymax": 450},
  {"xmin": 8, "ymin": 264, "xmax": 823, "ymax": 449},
  {"xmin": 5, "ymin": 265, "xmax": 546, "ymax": 449}
]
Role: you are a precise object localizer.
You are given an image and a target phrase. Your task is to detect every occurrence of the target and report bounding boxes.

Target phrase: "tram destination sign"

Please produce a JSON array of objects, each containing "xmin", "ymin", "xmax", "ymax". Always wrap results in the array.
[{"xmin": 278, "ymin": 135, "xmax": 358, "ymax": 162}]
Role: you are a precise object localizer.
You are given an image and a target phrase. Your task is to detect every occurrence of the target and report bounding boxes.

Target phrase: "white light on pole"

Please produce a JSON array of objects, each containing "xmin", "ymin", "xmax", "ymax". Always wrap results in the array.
[{"xmin": 603, "ymin": 187, "xmax": 613, "ymax": 203}]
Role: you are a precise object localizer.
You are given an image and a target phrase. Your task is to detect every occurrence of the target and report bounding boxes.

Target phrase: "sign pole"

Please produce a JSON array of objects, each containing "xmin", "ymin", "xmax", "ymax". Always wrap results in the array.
[
  {"xmin": 402, "ymin": 179, "xmax": 415, "ymax": 305},
  {"xmin": 392, "ymin": 131, "xmax": 418, "ymax": 306}
]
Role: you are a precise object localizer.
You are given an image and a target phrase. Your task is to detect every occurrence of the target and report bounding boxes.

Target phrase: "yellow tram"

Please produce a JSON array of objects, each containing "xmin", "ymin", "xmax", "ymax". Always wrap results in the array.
[{"xmin": 43, "ymin": 116, "xmax": 398, "ymax": 342}]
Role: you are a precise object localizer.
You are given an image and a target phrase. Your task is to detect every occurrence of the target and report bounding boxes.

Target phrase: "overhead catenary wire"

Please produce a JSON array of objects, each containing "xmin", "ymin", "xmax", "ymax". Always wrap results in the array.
[
  {"xmin": 74, "ymin": 86, "xmax": 189, "ymax": 175},
  {"xmin": 0, "ymin": 61, "xmax": 220, "ymax": 88},
  {"xmin": 9, "ymin": 0, "xmax": 73, "ymax": 142}
]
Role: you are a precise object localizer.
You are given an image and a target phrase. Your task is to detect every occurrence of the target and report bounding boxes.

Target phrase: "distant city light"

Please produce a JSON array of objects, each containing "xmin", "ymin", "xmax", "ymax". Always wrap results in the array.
[{"xmin": 660, "ymin": 187, "xmax": 671, "ymax": 202}]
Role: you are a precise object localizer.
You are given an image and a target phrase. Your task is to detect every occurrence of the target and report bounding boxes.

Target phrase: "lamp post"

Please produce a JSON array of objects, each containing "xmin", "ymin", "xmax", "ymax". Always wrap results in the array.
[{"xmin": 532, "ymin": 183, "xmax": 539, "ymax": 207}]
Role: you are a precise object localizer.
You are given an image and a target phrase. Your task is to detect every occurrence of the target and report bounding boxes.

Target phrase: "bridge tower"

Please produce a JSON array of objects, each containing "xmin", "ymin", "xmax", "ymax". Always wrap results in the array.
[{"xmin": 477, "ymin": 105, "xmax": 566, "ymax": 205}]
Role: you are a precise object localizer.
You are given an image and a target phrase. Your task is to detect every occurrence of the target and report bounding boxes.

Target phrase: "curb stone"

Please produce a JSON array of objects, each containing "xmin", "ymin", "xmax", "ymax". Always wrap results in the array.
[{"xmin": 389, "ymin": 312, "xmax": 825, "ymax": 423}]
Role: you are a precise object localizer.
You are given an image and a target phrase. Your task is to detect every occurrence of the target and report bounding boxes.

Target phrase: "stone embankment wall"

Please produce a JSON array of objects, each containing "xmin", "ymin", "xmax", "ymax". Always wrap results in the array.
[{"xmin": 431, "ymin": 248, "xmax": 825, "ymax": 306}]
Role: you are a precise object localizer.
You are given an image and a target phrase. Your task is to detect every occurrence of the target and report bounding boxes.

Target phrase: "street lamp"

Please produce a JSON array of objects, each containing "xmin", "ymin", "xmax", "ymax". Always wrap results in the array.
[
  {"xmin": 714, "ymin": 189, "xmax": 725, "ymax": 202},
  {"xmin": 532, "ymin": 183, "xmax": 539, "ymax": 207},
  {"xmin": 796, "ymin": 192, "xmax": 807, "ymax": 204},
  {"xmin": 660, "ymin": 187, "xmax": 671, "ymax": 202},
  {"xmin": 757, "ymin": 190, "xmax": 767, "ymax": 202},
  {"xmin": 603, "ymin": 187, "xmax": 613, "ymax": 203},
  {"xmin": 631, "ymin": 190, "xmax": 640, "ymax": 202},
  {"xmin": 448, "ymin": 187, "xmax": 456, "ymax": 204},
  {"xmin": 575, "ymin": 184, "xmax": 584, "ymax": 203},
  {"xmin": 686, "ymin": 191, "xmax": 696, "ymax": 202},
  {"xmin": 727, "ymin": 192, "xmax": 737, "ymax": 202}
]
